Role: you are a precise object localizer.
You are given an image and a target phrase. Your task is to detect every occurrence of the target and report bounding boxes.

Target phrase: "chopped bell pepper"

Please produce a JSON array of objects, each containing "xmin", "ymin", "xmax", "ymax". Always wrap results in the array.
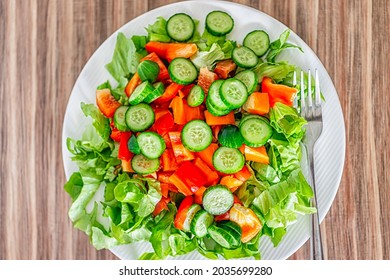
[{"xmin": 173, "ymin": 196, "xmax": 194, "ymax": 230}]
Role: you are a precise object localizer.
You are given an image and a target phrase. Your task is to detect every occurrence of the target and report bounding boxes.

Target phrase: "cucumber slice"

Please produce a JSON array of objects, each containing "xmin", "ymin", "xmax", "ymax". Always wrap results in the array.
[
  {"xmin": 239, "ymin": 117, "xmax": 273, "ymax": 147},
  {"xmin": 137, "ymin": 132, "xmax": 166, "ymax": 159},
  {"xmin": 129, "ymin": 81, "xmax": 154, "ymax": 105},
  {"xmin": 182, "ymin": 204, "xmax": 202, "ymax": 232},
  {"xmin": 218, "ymin": 220, "xmax": 242, "ymax": 237},
  {"xmin": 202, "ymin": 185, "xmax": 234, "ymax": 215},
  {"xmin": 206, "ymin": 80, "xmax": 230, "ymax": 113},
  {"xmin": 181, "ymin": 120, "xmax": 212, "ymax": 152},
  {"xmin": 205, "ymin": 11, "xmax": 234, "ymax": 36},
  {"xmin": 218, "ymin": 125, "xmax": 244, "ymax": 149},
  {"xmin": 166, "ymin": 13, "xmax": 195, "ymax": 42},
  {"xmin": 131, "ymin": 154, "xmax": 160, "ymax": 175},
  {"xmin": 187, "ymin": 85, "xmax": 205, "ymax": 107},
  {"xmin": 212, "ymin": 147, "xmax": 245, "ymax": 174},
  {"xmin": 168, "ymin": 58, "xmax": 198, "ymax": 85},
  {"xmin": 234, "ymin": 70, "xmax": 258, "ymax": 94},
  {"xmin": 125, "ymin": 103, "xmax": 155, "ymax": 132},
  {"xmin": 137, "ymin": 60, "xmax": 160, "ymax": 83},
  {"xmin": 243, "ymin": 30, "xmax": 270, "ymax": 57},
  {"xmin": 217, "ymin": 221, "xmax": 242, "ymax": 248},
  {"xmin": 113, "ymin": 106, "xmax": 130, "ymax": 132},
  {"xmin": 206, "ymin": 97, "xmax": 232, "ymax": 116},
  {"xmin": 219, "ymin": 78, "xmax": 248, "ymax": 109},
  {"xmin": 190, "ymin": 209, "xmax": 214, "ymax": 238},
  {"xmin": 207, "ymin": 224, "xmax": 240, "ymax": 249},
  {"xmin": 232, "ymin": 46, "xmax": 258, "ymax": 68},
  {"xmin": 143, "ymin": 82, "xmax": 165, "ymax": 104},
  {"xmin": 239, "ymin": 114, "xmax": 270, "ymax": 127}
]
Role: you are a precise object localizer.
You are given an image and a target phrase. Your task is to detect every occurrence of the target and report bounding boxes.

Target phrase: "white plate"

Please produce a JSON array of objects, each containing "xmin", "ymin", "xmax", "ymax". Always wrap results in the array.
[{"xmin": 62, "ymin": 0, "xmax": 345, "ymax": 260}]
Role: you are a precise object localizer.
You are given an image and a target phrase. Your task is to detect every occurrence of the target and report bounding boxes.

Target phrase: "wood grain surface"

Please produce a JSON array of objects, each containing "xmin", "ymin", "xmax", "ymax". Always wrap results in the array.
[{"xmin": 0, "ymin": 0, "xmax": 389, "ymax": 260}]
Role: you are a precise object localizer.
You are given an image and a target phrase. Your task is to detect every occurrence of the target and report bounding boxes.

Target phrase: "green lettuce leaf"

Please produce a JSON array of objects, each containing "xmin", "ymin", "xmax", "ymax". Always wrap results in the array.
[
  {"xmin": 269, "ymin": 102, "xmax": 307, "ymax": 144},
  {"xmin": 105, "ymin": 32, "xmax": 140, "ymax": 86},
  {"xmin": 190, "ymin": 43, "xmax": 225, "ymax": 69},
  {"xmin": 252, "ymin": 61, "xmax": 296, "ymax": 83},
  {"xmin": 266, "ymin": 29, "xmax": 303, "ymax": 62},
  {"xmin": 146, "ymin": 17, "xmax": 171, "ymax": 42}
]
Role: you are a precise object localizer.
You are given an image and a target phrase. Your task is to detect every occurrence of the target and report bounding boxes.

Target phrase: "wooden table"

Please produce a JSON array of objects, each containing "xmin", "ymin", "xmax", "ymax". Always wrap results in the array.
[{"xmin": 0, "ymin": 0, "xmax": 388, "ymax": 260}]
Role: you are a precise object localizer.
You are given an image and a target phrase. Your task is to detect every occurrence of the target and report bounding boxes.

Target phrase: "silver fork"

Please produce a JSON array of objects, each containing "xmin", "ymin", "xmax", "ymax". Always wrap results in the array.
[{"xmin": 294, "ymin": 69, "xmax": 324, "ymax": 260}]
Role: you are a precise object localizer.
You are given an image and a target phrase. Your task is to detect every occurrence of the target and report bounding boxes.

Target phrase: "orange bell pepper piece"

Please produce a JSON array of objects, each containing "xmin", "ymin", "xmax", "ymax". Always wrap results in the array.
[
  {"xmin": 242, "ymin": 92, "xmax": 269, "ymax": 115},
  {"xmin": 244, "ymin": 145, "xmax": 269, "ymax": 164},
  {"xmin": 261, "ymin": 77, "xmax": 298, "ymax": 107},
  {"xmin": 196, "ymin": 143, "xmax": 219, "ymax": 170},
  {"xmin": 125, "ymin": 73, "xmax": 142, "ymax": 97},
  {"xmin": 204, "ymin": 110, "xmax": 235, "ymax": 126},
  {"xmin": 96, "ymin": 89, "xmax": 121, "ymax": 118}
]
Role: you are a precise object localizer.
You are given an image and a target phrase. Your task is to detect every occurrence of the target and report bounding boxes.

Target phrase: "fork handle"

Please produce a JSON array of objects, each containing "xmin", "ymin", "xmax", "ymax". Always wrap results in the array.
[{"xmin": 307, "ymin": 144, "xmax": 324, "ymax": 260}]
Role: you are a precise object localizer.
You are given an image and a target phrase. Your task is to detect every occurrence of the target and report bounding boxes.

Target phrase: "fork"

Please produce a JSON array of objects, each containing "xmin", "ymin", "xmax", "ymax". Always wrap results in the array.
[{"xmin": 294, "ymin": 69, "xmax": 324, "ymax": 260}]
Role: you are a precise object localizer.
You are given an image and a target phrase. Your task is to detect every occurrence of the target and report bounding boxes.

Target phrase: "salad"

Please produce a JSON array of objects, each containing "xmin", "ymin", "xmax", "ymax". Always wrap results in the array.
[{"xmin": 64, "ymin": 10, "xmax": 317, "ymax": 260}]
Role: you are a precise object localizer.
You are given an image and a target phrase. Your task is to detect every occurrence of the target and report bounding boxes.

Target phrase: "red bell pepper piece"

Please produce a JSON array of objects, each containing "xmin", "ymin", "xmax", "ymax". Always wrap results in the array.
[
  {"xmin": 234, "ymin": 165, "xmax": 252, "ymax": 182},
  {"xmin": 118, "ymin": 132, "xmax": 132, "ymax": 160},
  {"xmin": 154, "ymin": 111, "xmax": 175, "ymax": 135},
  {"xmin": 175, "ymin": 161, "xmax": 208, "ymax": 188},
  {"xmin": 169, "ymin": 173, "xmax": 192, "ymax": 196},
  {"xmin": 161, "ymin": 149, "xmax": 180, "ymax": 172},
  {"xmin": 174, "ymin": 196, "xmax": 194, "ymax": 230},
  {"xmin": 154, "ymin": 82, "xmax": 184, "ymax": 104},
  {"xmin": 110, "ymin": 127, "xmax": 122, "ymax": 142},
  {"xmin": 153, "ymin": 197, "xmax": 170, "ymax": 216},
  {"xmin": 168, "ymin": 131, "xmax": 195, "ymax": 163},
  {"xmin": 193, "ymin": 157, "xmax": 219, "ymax": 186}
]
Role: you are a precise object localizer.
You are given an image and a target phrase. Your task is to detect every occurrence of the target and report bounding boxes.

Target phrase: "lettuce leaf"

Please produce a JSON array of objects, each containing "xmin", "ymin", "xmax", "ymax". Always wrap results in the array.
[
  {"xmin": 190, "ymin": 43, "xmax": 225, "ymax": 69},
  {"xmin": 269, "ymin": 102, "xmax": 307, "ymax": 144},
  {"xmin": 252, "ymin": 61, "xmax": 296, "ymax": 83},
  {"xmin": 105, "ymin": 32, "xmax": 140, "ymax": 86},
  {"xmin": 146, "ymin": 17, "xmax": 171, "ymax": 43},
  {"xmin": 266, "ymin": 29, "xmax": 303, "ymax": 63}
]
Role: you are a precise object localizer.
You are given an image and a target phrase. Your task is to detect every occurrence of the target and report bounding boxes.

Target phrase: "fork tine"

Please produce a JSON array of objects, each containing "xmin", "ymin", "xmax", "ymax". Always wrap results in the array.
[
  {"xmin": 300, "ymin": 71, "xmax": 305, "ymax": 115},
  {"xmin": 307, "ymin": 69, "xmax": 313, "ymax": 108},
  {"xmin": 293, "ymin": 71, "xmax": 297, "ymax": 108},
  {"xmin": 315, "ymin": 69, "xmax": 321, "ymax": 106}
]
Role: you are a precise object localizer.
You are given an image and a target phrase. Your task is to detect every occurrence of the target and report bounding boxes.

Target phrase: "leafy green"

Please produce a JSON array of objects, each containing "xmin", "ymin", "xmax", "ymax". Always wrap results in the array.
[
  {"xmin": 252, "ymin": 61, "xmax": 296, "ymax": 83},
  {"xmin": 269, "ymin": 102, "xmax": 307, "ymax": 144},
  {"xmin": 105, "ymin": 32, "xmax": 140, "ymax": 86},
  {"xmin": 190, "ymin": 43, "xmax": 225, "ymax": 69},
  {"xmin": 266, "ymin": 29, "xmax": 303, "ymax": 62},
  {"xmin": 146, "ymin": 17, "xmax": 171, "ymax": 42}
]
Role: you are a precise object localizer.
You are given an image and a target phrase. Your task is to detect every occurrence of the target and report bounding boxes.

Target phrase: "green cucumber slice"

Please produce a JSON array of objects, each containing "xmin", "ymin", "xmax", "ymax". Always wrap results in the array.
[
  {"xmin": 232, "ymin": 46, "xmax": 258, "ymax": 68},
  {"xmin": 181, "ymin": 120, "xmax": 212, "ymax": 152},
  {"xmin": 190, "ymin": 209, "xmax": 214, "ymax": 238},
  {"xmin": 202, "ymin": 185, "xmax": 234, "ymax": 215},
  {"xmin": 219, "ymin": 78, "xmax": 248, "ymax": 109},
  {"xmin": 243, "ymin": 30, "xmax": 270, "ymax": 57},
  {"xmin": 113, "ymin": 106, "xmax": 130, "ymax": 132},
  {"xmin": 212, "ymin": 147, "xmax": 245, "ymax": 174},
  {"xmin": 125, "ymin": 103, "xmax": 155, "ymax": 132},
  {"xmin": 131, "ymin": 154, "xmax": 160, "ymax": 175},
  {"xmin": 205, "ymin": 11, "xmax": 234, "ymax": 36},
  {"xmin": 137, "ymin": 131, "xmax": 166, "ymax": 159},
  {"xmin": 239, "ymin": 117, "xmax": 273, "ymax": 147},
  {"xmin": 168, "ymin": 58, "xmax": 198, "ymax": 85},
  {"xmin": 234, "ymin": 70, "xmax": 258, "ymax": 94},
  {"xmin": 187, "ymin": 85, "xmax": 205, "ymax": 107},
  {"xmin": 166, "ymin": 13, "xmax": 195, "ymax": 42},
  {"xmin": 129, "ymin": 81, "xmax": 154, "ymax": 105}
]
